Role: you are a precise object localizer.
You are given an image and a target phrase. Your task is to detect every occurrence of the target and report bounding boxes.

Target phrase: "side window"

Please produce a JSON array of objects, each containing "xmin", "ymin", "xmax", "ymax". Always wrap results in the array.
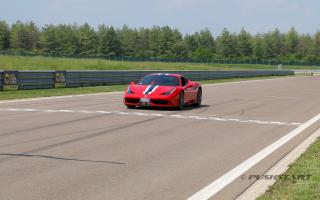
[{"xmin": 181, "ymin": 77, "xmax": 188, "ymax": 86}]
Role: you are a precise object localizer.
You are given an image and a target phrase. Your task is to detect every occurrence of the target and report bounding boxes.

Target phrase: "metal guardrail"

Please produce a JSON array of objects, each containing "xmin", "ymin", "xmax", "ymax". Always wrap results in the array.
[
  {"xmin": 0, "ymin": 70, "xmax": 55, "ymax": 90},
  {"xmin": 0, "ymin": 70, "xmax": 3, "ymax": 90},
  {"xmin": 17, "ymin": 71, "xmax": 56, "ymax": 90},
  {"xmin": 294, "ymin": 70, "xmax": 320, "ymax": 74},
  {"xmin": 0, "ymin": 70, "xmax": 294, "ymax": 90}
]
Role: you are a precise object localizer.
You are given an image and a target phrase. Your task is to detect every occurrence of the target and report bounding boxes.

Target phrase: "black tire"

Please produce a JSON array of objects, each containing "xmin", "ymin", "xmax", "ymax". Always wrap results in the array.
[
  {"xmin": 178, "ymin": 91, "xmax": 185, "ymax": 110},
  {"xmin": 126, "ymin": 105, "xmax": 136, "ymax": 109},
  {"xmin": 195, "ymin": 87, "xmax": 202, "ymax": 106}
]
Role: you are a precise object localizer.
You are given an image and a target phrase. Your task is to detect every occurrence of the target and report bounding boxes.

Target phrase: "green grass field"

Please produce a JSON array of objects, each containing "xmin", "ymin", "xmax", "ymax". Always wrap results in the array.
[
  {"xmin": 258, "ymin": 137, "xmax": 320, "ymax": 200},
  {"xmin": 0, "ymin": 55, "xmax": 319, "ymax": 71}
]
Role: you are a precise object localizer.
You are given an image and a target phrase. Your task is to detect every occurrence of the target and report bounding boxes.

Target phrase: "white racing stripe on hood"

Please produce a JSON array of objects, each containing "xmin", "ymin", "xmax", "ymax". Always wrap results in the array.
[
  {"xmin": 148, "ymin": 85, "xmax": 159, "ymax": 95},
  {"xmin": 143, "ymin": 85, "xmax": 152, "ymax": 94}
]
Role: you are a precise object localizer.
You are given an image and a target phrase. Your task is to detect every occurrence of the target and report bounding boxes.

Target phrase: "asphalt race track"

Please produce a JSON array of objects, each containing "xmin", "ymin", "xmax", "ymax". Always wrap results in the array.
[{"xmin": 0, "ymin": 76, "xmax": 320, "ymax": 200}]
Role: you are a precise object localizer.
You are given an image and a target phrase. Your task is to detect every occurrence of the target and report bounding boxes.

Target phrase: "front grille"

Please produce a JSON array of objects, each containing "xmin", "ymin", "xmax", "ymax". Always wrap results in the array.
[
  {"xmin": 151, "ymin": 99, "xmax": 170, "ymax": 105},
  {"xmin": 125, "ymin": 98, "xmax": 140, "ymax": 103}
]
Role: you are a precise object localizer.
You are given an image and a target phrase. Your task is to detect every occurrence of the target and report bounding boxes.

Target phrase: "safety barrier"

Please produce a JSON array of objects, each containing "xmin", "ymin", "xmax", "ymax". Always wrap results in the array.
[
  {"xmin": 0, "ymin": 70, "xmax": 294, "ymax": 90},
  {"xmin": 0, "ymin": 70, "xmax": 56, "ymax": 90},
  {"xmin": 0, "ymin": 70, "xmax": 3, "ymax": 90}
]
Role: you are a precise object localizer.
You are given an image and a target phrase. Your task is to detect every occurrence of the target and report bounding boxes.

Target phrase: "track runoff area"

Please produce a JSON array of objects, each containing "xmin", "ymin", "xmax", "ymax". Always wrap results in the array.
[{"xmin": 0, "ymin": 76, "xmax": 319, "ymax": 200}]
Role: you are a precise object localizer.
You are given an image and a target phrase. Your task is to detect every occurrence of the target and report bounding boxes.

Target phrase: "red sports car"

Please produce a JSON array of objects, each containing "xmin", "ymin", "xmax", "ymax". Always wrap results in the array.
[{"xmin": 123, "ymin": 73, "xmax": 202, "ymax": 110}]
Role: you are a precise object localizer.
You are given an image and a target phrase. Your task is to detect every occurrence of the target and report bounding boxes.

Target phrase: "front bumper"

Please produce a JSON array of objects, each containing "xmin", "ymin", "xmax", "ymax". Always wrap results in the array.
[{"xmin": 123, "ymin": 94, "xmax": 180, "ymax": 107}]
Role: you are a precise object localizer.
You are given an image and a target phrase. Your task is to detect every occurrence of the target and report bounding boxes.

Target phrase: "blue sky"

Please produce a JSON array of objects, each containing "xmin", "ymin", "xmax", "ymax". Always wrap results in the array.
[{"xmin": 0, "ymin": 0, "xmax": 319, "ymax": 35}]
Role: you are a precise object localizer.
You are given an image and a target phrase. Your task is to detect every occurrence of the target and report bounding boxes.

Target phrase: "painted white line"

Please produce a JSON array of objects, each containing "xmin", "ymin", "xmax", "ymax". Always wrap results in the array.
[
  {"xmin": 0, "ymin": 108, "xmax": 301, "ymax": 127},
  {"xmin": 95, "ymin": 111, "xmax": 112, "ymax": 114},
  {"xmin": 57, "ymin": 109, "xmax": 75, "ymax": 113},
  {"xmin": 188, "ymin": 116, "xmax": 208, "ymax": 120},
  {"xmin": 150, "ymin": 113, "xmax": 165, "ymax": 117},
  {"xmin": 187, "ymin": 113, "xmax": 320, "ymax": 200},
  {"xmin": 0, "ymin": 76, "xmax": 298, "ymax": 105},
  {"xmin": 43, "ymin": 109, "xmax": 57, "ymax": 113},
  {"xmin": 209, "ymin": 117, "xmax": 228, "ymax": 122},
  {"xmin": 0, "ymin": 91, "xmax": 122, "ymax": 104},
  {"xmin": 77, "ymin": 110, "xmax": 97, "ymax": 114},
  {"xmin": 290, "ymin": 122, "xmax": 303, "ymax": 126},
  {"xmin": 22, "ymin": 108, "xmax": 37, "ymax": 112},
  {"xmin": 169, "ymin": 114, "xmax": 190, "ymax": 119},
  {"xmin": 202, "ymin": 76, "xmax": 297, "ymax": 87},
  {"xmin": 236, "ymin": 127, "xmax": 320, "ymax": 200}
]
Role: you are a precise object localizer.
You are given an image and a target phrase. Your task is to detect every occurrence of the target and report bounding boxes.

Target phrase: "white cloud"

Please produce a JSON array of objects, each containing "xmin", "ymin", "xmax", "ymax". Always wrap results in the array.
[
  {"xmin": 48, "ymin": 0, "xmax": 99, "ymax": 9},
  {"xmin": 236, "ymin": 0, "xmax": 304, "ymax": 16},
  {"xmin": 158, "ymin": 0, "xmax": 210, "ymax": 8}
]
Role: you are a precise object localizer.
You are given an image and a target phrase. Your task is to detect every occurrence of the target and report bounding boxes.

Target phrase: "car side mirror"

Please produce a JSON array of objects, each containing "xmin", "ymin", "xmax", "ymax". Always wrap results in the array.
[{"xmin": 185, "ymin": 80, "xmax": 189, "ymax": 87}]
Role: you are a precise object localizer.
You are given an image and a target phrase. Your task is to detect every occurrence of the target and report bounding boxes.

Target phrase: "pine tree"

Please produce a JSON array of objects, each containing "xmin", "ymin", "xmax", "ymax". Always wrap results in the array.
[
  {"xmin": 10, "ymin": 21, "xmax": 26, "ymax": 50},
  {"xmin": 217, "ymin": 28, "xmax": 237, "ymax": 59},
  {"xmin": 0, "ymin": 20, "xmax": 319, "ymax": 63},
  {"xmin": 270, "ymin": 29, "xmax": 285, "ymax": 58},
  {"xmin": 185, "ymin": 34, "xmax": 199, "ymax": 57},
  {"xmin": 285, "ymin": 27, "xmax": 299, "ymax": 55},
  {"xmin": 297, "ymin": 34, "xmax": 314, "ymax": 59},
  {"xmin": 97, "ymin": 25, "xmax": 121, "ymax": 56},
  {"xmin": 237, "ymin": 28, "xmax": 253, "ymax": 58},
  {"xmin": 119, "ymin": 25, "xmax": 139, "ymax": 56},
  {"xmin": 149, "ymin": 26, "xmax": 162, "ymax": 57},
  {"xmin": 0, "ymin": 20, "xmax": 10, "ymax": 50},
  {"xmin": 253, "ymin": 34, "xmax": 264, "ymax": 60},
  {"xmin": 314, "ymin": 31, "xmax": 320, "ymax": 58},
  {"xmin": 78, "ymin": 23, "xmax": 97, "ymax": 56},
  {"xmin": 41, "ymin": 24, "xmax": 58, "ymax": 54}
]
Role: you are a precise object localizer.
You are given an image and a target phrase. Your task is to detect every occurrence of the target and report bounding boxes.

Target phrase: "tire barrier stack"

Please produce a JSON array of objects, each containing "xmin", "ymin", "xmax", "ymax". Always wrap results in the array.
[{"xmin": 0, "ymin": 70, "xmax": 294, "ymax": 90}]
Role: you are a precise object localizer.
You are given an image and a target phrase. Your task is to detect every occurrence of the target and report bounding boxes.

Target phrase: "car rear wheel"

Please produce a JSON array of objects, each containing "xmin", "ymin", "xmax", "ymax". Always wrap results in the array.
[
  {"xmin": 195, "ymin": 88, "xmax": 202, "ymax": 106},
  {"xmin": 178, "ymin": 91, "xmax": 185, "ymax": 110}
]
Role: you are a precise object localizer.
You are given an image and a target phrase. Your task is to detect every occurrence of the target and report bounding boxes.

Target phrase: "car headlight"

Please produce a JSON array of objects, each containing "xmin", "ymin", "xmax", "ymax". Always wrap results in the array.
[
  {"xmin": 161, "ymin": 88, "xmax": 176, "ymax": 95},
  {"xmin": 127, "ymin": 86, "xmax": 135, "ymax": 94}
]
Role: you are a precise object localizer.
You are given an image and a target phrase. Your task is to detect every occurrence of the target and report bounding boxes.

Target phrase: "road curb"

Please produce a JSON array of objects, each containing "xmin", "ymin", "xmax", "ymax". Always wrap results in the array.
[{"xmin": 236, "ymin": 127, "xmax": 320, "ymax": 200}]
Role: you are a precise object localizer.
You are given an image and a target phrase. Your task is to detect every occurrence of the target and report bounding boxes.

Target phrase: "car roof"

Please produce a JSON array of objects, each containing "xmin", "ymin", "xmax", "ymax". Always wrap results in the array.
[{"xmin": 148, "ymin": 73, "xmax": 182, "ymax": 77}]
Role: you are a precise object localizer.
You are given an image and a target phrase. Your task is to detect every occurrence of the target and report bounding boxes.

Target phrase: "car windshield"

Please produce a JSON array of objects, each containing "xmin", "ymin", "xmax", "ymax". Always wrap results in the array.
[{"xmin": 138, "ymin": 75, "xmax": 180, "ymax": 86}]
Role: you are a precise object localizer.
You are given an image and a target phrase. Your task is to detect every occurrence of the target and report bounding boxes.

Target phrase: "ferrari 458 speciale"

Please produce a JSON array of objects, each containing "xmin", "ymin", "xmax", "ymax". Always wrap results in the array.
[{"xmin": 123, "ymin": 73, "xmax": 202, "ymax": 110}]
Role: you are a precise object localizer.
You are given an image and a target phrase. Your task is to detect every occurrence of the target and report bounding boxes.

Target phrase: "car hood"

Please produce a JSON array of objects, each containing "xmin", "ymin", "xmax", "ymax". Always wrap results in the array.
[{"xmin": 130, "ymin": 84, "xmax": 177, "ymax": 96}]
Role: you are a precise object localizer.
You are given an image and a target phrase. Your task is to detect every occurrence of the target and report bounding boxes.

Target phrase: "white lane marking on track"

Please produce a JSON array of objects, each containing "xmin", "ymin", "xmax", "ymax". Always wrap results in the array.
[
  {"xmin": 77, "ymin": 110, "xmax": 97, "ymax": 114},
  {"xmin": 0, "ymin": 92, "xmax": 122, "ymax": 104},
  {"xmin": 290, "ymin": 122, "xmax": 303, "ymax": 126},
  {"xmin": 149, "ymin": 113, "xmax": 164, "ymax": 117},
  {"xmin": 0, "ymin": 108, "xmax": 302, "ymax": 126},
  {"xmin": 202, "ymin": 76, "xmax": 298, "ymax": 87},
  {"xmin": 0, "ymin": 76, "xmax": 298, "ymax": 105},
  {"xmin": 113, "ymin": 111, "xmax": 130, "ymax": 115},
  {"xmin": 170, "ymin": 115, "xmax": 190, "ymax": 119},
  {"xmin": 43, "ymin": 109, "xmax": 57, "ymax": 113},
  {"xmin": 57, "ymin": 109, "xmax": 75, "ymax": 113},
  {"xmin": 187, "ymin": 113, "xmax": 320, "ymax": 200},
  {"xmin": 95, "ymin": 111, "xmax": 112, "ymax": 114}
]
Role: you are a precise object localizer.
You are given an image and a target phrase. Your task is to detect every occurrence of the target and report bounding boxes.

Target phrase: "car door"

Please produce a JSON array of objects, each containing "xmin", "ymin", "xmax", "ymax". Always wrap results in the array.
[{"xmin": 181, "ymin": 76, "xmax": 194, "ymax": 103}]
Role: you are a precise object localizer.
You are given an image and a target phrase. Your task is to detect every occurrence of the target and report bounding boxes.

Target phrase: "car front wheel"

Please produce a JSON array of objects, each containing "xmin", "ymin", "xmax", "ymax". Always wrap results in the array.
[
  {"xmin": 178, "ymin": 92, "xmax": 185, "ymax": 110},
  {"xmin": 195, "ymin": 88, "xmax": 202, "ymax": 106}
]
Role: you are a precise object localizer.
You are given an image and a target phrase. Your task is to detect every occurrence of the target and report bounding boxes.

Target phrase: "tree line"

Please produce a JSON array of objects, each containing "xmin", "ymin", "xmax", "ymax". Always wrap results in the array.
[{"xmin": 0, "ymin": 20, "xmax": 320, "ymax": 63}]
